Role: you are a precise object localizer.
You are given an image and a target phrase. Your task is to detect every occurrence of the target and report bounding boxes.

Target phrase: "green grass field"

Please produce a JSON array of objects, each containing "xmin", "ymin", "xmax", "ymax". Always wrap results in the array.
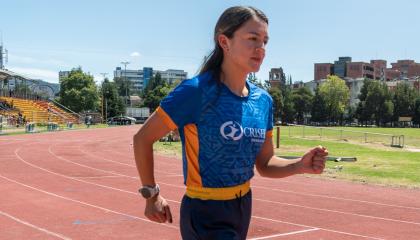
[
  {"xmin": 277, "ymin": 125, "xmax": 420, "ymax": 148},
  {"xmin": 154, "ymin": 127, "xmax": 420, "ymax": 189}
]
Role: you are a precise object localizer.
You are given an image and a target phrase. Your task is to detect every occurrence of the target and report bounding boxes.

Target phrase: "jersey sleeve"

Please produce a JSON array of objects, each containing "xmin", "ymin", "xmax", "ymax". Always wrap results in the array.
[{"xmin": 156, "ymin": 79, "xmax": 201, "ymax": 130}]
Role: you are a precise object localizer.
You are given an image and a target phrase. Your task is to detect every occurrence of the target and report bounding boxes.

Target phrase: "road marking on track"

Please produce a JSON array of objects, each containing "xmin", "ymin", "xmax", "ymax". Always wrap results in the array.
[
  {"xmin": 251, "ymin": 216, "xmax": 385, "ymax": 240},
  {"xmin": 0, "ymin": 174, "xmax": 179, "ymax": 230},
  {"xmin": 252, "ymin": 184, "xmax": 420, "ymax": 211},
  {"xmin": 10, "ymin": 147, "xmax": 390, "ymax": 240},
  {"xmin": 247, "ymin": 228, "xmax": 319, "ymax": 240},
  {"xmin": 0, "ymin": 210, "xmax": 72, "ymax": 240},
  {"xmin": 38, "ymin": 145, "xmax": 420, "ymax": 225},
  {"xmin": 254, "ymin": 197, "xmax": 420, "ymax": 226},
  {"xmin": 73, "ymin": 175, "xmax": 125, "ymax": 179},
  {"xmin": 12, "ymin": 141, "xmax": 415, "ymax": 240}
]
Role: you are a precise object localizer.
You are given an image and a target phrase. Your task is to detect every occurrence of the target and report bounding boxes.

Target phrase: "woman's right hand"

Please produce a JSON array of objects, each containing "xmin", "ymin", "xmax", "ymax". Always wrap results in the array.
[{"xmin": 145, "ymin": 194, "xmax": 173, "ymax": 223}]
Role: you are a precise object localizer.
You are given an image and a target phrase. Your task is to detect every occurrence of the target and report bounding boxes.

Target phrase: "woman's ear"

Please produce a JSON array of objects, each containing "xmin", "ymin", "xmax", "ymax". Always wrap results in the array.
[{"xmin": 217, "ymin": 34, "xmax": 230, "ymax": 52}]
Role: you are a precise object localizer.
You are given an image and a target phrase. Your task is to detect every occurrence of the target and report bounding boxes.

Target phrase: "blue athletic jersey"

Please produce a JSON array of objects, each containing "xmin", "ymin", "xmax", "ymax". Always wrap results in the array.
[{"xmin": 156, "ymin": 71, "xmax": 273, "ymax": 188}]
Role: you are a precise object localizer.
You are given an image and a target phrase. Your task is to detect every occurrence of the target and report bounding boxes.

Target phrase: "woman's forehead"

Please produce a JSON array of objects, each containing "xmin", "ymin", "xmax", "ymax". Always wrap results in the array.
[{"xmin": 237, "ymin": 17, "xmax": 268, "ymax": 36}]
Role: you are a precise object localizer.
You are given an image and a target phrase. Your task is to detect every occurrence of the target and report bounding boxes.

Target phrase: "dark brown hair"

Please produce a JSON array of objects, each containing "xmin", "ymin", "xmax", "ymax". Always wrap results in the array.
[{"xmin": 199, "ymin": 6, "xmax": 268, "ymax": 80}]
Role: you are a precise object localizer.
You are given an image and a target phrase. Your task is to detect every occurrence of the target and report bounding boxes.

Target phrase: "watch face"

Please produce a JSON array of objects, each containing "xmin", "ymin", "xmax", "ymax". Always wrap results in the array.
[{"xmin": 140, "ymin": 188, "xmax": 152, "ymax": 198}]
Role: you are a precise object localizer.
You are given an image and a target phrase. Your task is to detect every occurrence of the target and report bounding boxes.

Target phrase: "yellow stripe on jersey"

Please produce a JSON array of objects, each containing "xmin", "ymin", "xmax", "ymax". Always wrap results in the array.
[
  {"xmin": 156, "ymin": 106, "xmax": 177, "ymax": 130},
  {"xmin": 184, "ymin": 124, "xmax": 202, "ymax": 187},
  {"xmin": 186, "ymin": 181, "xmax": 250, "ymax": 200}
]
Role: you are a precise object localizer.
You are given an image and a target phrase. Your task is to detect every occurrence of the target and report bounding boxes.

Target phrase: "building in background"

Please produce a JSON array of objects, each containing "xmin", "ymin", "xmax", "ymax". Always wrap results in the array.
[
  {"xmin": 269, "ymin": 67, "xmax": 285, "ymax": 88},
  {"xmin": 114, "ymin": 67, "xmax": 187, "ymax": 93},
  {"xmin": 309, "ymin": 57, "xmax": 420, "ymax": 107},
  {"xmin": 314, "ymin": 57, "xmax": 420, "ymax": 82}
]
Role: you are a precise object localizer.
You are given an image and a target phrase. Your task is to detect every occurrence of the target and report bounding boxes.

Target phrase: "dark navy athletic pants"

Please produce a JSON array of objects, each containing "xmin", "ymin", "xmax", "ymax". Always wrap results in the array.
[{"xmin": 180, "ymin": 190, "xmax": 252, "ymax": 240}]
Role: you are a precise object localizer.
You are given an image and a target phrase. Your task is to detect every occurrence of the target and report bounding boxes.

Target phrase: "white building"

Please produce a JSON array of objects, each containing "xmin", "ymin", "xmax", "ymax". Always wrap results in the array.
[{"xmin": 114, "ymin": 67, "xmax": 187, "ymax": 93}]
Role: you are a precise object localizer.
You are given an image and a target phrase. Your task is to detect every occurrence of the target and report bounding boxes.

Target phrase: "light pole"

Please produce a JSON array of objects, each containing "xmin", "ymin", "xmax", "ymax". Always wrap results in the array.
[{"xmin": 121, "ymin": 61, "xmax": 130, "ymax": 106}]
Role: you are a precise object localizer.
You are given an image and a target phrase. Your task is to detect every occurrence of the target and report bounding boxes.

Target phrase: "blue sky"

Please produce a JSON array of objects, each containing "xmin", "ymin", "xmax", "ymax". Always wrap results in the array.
[{"xmin": 1, "ymin": 0, "xmax": 419, "ymax": 84}]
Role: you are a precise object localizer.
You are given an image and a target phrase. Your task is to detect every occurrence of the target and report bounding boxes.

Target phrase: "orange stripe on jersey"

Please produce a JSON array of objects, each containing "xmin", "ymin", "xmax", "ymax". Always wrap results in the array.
[
  {"xmin": 184, "ymin": 124, "xmax": 202, "ymax": 187},
  {"xmin": 155, "ymin": 106, "xmax": 177, "ymax": 130},
  {"xmin": 266, "ymin": 130, "xmax": 273, "ymax": 138}
]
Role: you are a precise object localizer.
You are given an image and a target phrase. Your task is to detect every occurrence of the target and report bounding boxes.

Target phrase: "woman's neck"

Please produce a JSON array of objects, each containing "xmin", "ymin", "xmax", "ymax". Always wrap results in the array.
[{"xmin": 220, "ymin": 61, "xmax": 249, "ymax": 97}]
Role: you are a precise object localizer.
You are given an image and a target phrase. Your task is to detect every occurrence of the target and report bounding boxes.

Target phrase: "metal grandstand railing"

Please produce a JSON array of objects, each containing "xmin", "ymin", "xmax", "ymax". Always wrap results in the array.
[{"xmin": 49, "ymin": 98, "xmax": 82, "ymax": 123}]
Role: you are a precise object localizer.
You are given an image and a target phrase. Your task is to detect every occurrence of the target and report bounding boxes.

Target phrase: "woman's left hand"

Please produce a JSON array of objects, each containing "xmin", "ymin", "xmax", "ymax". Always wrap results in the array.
[{"xmin": 298, "ymin": 146, "xmax": 328, "ymax": 174}]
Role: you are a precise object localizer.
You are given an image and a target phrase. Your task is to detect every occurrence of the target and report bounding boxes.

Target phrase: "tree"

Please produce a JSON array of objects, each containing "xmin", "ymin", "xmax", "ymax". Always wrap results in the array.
[
  {"xmin": 393, "ymin": 82, "xmax": 417, "ymax": 121},
  {"xmin": 413, "ymin": 97, "xmax": 420, "ymax": 126},
  {"xmin": 292, "ymin": 87, "xmax": 313, "ymax": 124},
  {"xmin": 318, "ymin": 75, "xmax": 350, "ymax": 124},
  {"xmin": 247, "ymin": 73, "xmax": 263, "ymax": 88},
  {"xmin": 142, "ymin": 73, "xmax": 171, "ymax": 111},
  {"xmin": 14, "ymin": 82, "xmax": 32, "ymax": 95},
  {"xmin": 280, "ymin": 85, "xmax": 295, "ymax": 124},
  {"xmin": 267, "ymin": 87, "xmax": 282, "ymax": 123},
  {"xmin": 101, "ymin": 78, "xmax": 125, "ymax": 119},
  {"xmin": 356, "ymin": 79, "xmax": 374, "ymax": 125},
  {"xmin": 357, "ymin": 80, "xmax": 393, "ymax": 126},
  {"xmin": 59, "ymin": 68, "xmax": 99, "ymax": 113},
  {"xmin": 114, "ymin": 76, "xmax": 134, "ymax": 105},
  {"xmin": 310, "ymin": 88, "xmax": 328, "ymax": 123}
]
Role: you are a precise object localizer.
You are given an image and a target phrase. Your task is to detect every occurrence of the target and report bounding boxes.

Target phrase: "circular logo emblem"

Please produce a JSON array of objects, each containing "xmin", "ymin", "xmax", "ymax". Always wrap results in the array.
[{"xmin": 220, "ymin": 121, "xmax": 243, "ymax": 141}]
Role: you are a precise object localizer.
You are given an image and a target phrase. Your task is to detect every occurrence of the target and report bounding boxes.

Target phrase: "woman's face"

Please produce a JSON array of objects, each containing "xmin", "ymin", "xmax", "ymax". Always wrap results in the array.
[{"xmin": 221, "ymin": 16, "xmax": 269, "ymax": 74}]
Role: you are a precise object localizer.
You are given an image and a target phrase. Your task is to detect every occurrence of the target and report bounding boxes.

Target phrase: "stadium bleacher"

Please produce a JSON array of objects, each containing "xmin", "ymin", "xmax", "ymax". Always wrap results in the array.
[{"xmin": 0, "ymin": 97, "xmax": 78, "ymax": 125}]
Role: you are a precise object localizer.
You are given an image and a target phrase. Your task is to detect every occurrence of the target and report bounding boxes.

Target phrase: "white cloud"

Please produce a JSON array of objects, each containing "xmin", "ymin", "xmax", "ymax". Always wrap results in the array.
[
  {"xmin": 130, "ymin": 52, "xmax": 140, "ymax": 57},
  {"xmin": 8, "ymin": 66, "xmax": 58, "ymax": 83}
]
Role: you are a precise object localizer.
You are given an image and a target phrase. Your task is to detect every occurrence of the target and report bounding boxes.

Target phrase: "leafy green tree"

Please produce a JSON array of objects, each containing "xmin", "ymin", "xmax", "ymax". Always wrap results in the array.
[
  {"xmin": 413, "ymin": 97, "xmax": 420, "ymax": 126},
  {"xmin": 101, "ymin": 78, "xmax": 125, "ymax": 119},
  {"xmin": 311, "ymin": 88, "xmax": 328, "ymax": 123},
  {"xmin": 142, "ymin": 73, "xmax": 171, "ymax": 111},
  {"xmin": 318, "ymin": 75, "xmax": 350, "ymax": 124},
  {"xmin": 356, "ymin": 79, "xmax": 373, "ymax": 125},
  {"xmin": 59, "ymin": 68, "xmax": 99, "ymax": 113},
  {"xmin": 247, "ymin": 73, "xmax": 263, "ymax": 88},
  {"xmin": 267, "ymin": 87, "xmax": 282, "ymax": 123},
  {"xmin": 114, "ymin": 76, "xmax": 134, "ymax": 104},
  {"xmin": 280, "ymin": 86, "xmax": 295, "ymax": 124},
  {"xmin": 144, "ymin": 72, "xmax": 164, "ymax": 93},
  {"xmin": 357, "ymin": 80, "xmax": 393, "ymax": 126},
  {"xmin": 14, "ymin": 82, "xmax": 33, "ymax": 96},
  {"xmin": 393, "ymin": 82, "xmax": 417, "ymax": 121},
  {"xmin": 292, "ymin": 87, "xmax": 313, "ymax": 124}
]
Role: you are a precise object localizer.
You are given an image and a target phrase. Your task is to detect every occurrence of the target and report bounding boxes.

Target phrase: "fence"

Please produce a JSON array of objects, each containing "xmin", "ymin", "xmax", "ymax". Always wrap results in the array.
[{"xmin": 275, "ymin": 124, "xmax": 405, "ymax": 148}]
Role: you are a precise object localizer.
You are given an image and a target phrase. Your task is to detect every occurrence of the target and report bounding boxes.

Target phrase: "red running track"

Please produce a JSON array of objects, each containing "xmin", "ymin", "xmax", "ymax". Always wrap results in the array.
[{"xmin": 1, "ymin": 126, "xmax": 420, "ymax": 239}]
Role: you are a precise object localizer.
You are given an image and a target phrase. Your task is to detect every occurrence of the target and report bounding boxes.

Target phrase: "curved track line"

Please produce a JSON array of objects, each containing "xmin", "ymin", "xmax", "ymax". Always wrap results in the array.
[
  {"xmin": 0, "ymin": 173, "xmax": 178, "ymax": 231},
  {"xmin": 0, "ymin": 210, "xmax": 72, "ymax": 240},
  {"xmin": 14, "ymin": 145, "xmax": 406, "ymax": 239},
  {"xmin": 44, "ymin": 143, "xmax": 420, "ymax": 225}
]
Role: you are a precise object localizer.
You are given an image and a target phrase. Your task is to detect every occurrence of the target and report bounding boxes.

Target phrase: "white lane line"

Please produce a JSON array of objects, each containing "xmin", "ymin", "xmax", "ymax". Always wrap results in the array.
[
  {"xmin": 55, "ymin": 143, "xmax": 178, "ymax": 175},
  {"xmin": 84, "ymin": 147, "xmax": 420, "ymax": 212},
  {"xmin": 247, "ymin": 228, "xmax": 319, "ymax": 240},
  {"xmin": 15, "ymin": 146, "xmax": 387, "ymax": 239},
  {"xmin": 73, "ymin": 175, "xmax": 125, "ymax": 179},
  {"xmin": 0, "ymin": 174, "xmax": 178, "ymax": 231},
  {"xmin": 252, "ymin": 184, "xmax": 420, "ymax": 211},
  {"xmin": 78, "ymin": 143, "xmax": 182, "ymax": 170},
  {"xmin": 254, "ymin": 197, "xmax": 420, "ymax": 226},
  {"xmin": 251, "ymin": 216, "xmax": 385, "ymax": 240},
  {"xmin": 45, "ymin": 146, "xmax": 420, "ymax": 226},
  {"xmin": 0, "ymin": 210, "xmax": 72, "ymax": 240}
]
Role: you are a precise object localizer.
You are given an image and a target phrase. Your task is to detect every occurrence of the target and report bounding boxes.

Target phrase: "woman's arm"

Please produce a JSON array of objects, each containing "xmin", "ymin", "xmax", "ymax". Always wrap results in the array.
[
  {"xmin": 133, "ymin": 111, "xmax": 173, "ymax": 223},
  {"xmin": 255, "ymin": 136, "xmax": 328, "ymax": 178}
]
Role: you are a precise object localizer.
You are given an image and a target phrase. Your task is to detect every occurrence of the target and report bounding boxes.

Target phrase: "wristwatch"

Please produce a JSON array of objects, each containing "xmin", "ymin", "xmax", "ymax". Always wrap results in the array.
[{"xmin": 139, "ymin": 184, "xmax": 160, "ymax": 199}]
